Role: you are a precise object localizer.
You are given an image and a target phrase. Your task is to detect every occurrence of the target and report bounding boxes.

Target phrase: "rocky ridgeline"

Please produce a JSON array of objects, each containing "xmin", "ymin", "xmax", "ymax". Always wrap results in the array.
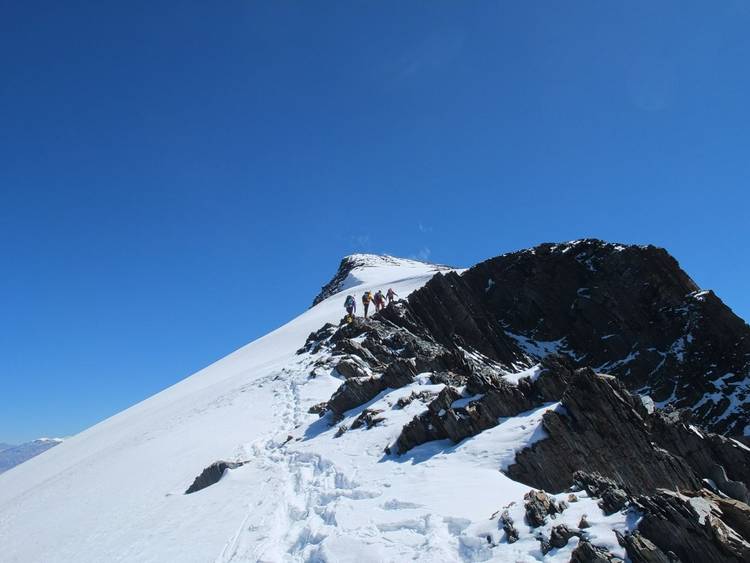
[{"xmin": 299, "ymin": 240, "xmax": 750, "ymax": 561}]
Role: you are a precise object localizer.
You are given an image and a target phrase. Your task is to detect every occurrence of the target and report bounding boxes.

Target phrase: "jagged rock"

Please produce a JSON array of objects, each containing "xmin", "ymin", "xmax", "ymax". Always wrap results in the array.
[
  {"xmin": 381, "ymin": 239, "xmax": 750, "ymax": 437},
  {"xmin": 506, "ymin": 369, "xmax": 702, "ymax": 494},
  {"xmin": 523, "ymin": 489, "xmax": 562, "ymax": 528},
  {"xmin": 381, "ymin": 359, "xmax": 417, "ymax": 388},
  {"xmin": 578, "ymin": 515, "xmax": 590, "ymax": 529},
  {"xmin": 185, "ymin": 461, "xmax": 245, "ymax": 494},
  {"xmin": 383, "ymin": 270, "xmax": 529, "ymax": 366},
  {"xmin": 393, "ymin": 386, "xmax": 462, "ymax": 454},
  {"xmin": 328, "ymin": 376, "xmax": 386, "ymax": 418},
  {"xmin": 568, "ymin": 493, "xmax": 579, "ymax": 503},
  {"xmin": 701, "ymin": 492, "xmax": 750, "ymax": 541},
  {"xmin": 334, "ymin": 425, "xmax": 347, "ymax": 438},
  {"xmin": 429, "ymin": 370, "xmax": 467, "ymax": 387},
  {"xmin": 297, "ymin": 323, "xmax": 338, "ymax": 354},
  {"xmin": 648, "ymin": 412, "xmax": 750, "ymax": 503},
  {"xmin": 520, "ymin": 354, "xmax": 575, "ymax": 402},
  {"xmin": 331, "ymin": 338, "xmax": 383, "ymax": 368},
  {"xmin": 634, "ymin": 489, "xmax": 750, "ymax": 563},
  {"xmin": 394, "ymin": 411, "xmax": 446, "ymax": 455},
  {"xmin": 570, "ymin": 540, "xmax": 622, "ymax": 563},
  {"xmin": 395, "ymin": 390, "xmax": 436, "ymax": 409},
  {"xmin": 499, "ymin": 510, "xmax": 519, "ymax": 544},
  {"xmin": 393, "ymin": 373, "xmax": 549, "ymax": 454},
  {"xmin": 308, "ymin": 402, "xmax": 327, "ymax": 416},
  {"xmin": 549, "ymin": 524, "xmax": 580, "ymax": 548},
  {"xmin": 617, "ymin": 531, "xmax": 675, "ymax": 563},
  {"xmin": 574, "ymin": 472, "xmax": 629, "ymax": 515},
  {"xmin": 334, "ymin": 357, "xmax": 370, "ymax": 379},
  {"xmin": 350, "ymin": 409, "xmax": 384, "ymax": 430},
  {"xmin": 536, "ymin": 531, "xmax": 552, "ymax": 555}
]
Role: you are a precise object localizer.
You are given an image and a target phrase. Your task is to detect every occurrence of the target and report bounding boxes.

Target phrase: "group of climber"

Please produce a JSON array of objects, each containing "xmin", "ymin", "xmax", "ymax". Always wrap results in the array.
[{"xmin": 343, "ymin": 288, "xmax": 397, "ymax": 322}]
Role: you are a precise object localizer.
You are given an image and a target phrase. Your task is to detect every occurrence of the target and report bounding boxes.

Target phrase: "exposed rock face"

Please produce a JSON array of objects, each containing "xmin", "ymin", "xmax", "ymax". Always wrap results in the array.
[
  {"xmin": 633, "ymin": 490, "xmax": 750, "ymax": 563},
  {"xmin": 499, "ymin": 510, "xmax": 519, "ymax": 543},
  {"xmin": 618, "ymin": 532, "xmax": 675, "ymax": 563},
  {"xmin": 648, "ymin": 413, "xmax": 750, "ymax": 503},
  {"xmin": 574, "ymin": 472, "xmax": 629, "ymax": 515},
  {"xmin": 570, "ymin": 540, "xmax": 622, "ymax": 563},
  {"xmin": 523, "ymin": 489, "xmax": 565, "ymax": 527},
  {"xmin": 393, "ymin": 354, "xmax": 574, "ymax": 454},
  {"xmin": 311, "ymin": 256, "xmax": 361, "ymax": 307},
  {"xmin": 506, "ymin": 369, "xmax": 702, "ymax": 495},
  {"xmin": 549, "ymin": 524, "xmax": 580, "ymax": 549},
  {"xmin": 384, "ymin": 240, "xmax": 750, "ymax": 437},
  {"xmin": 350, "ymin": 408, "xmax": 384, "ymax": 430},
  {"xmin": 185, "ymin": 461, "xmax": 245, "ymax": 494}
]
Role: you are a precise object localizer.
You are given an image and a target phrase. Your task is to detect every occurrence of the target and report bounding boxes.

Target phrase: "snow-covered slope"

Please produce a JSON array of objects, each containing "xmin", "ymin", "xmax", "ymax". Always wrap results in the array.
[
  {"xmin": 0, "ymin": 438, "xmax": 63, "ymax": 474},
  {"xmin": 4, "ymin": 248, "xmax": 740, "ymax": 562},
  {"xmin": 0, "ymin": 255, "xmax": 629, "ymax": 562}
]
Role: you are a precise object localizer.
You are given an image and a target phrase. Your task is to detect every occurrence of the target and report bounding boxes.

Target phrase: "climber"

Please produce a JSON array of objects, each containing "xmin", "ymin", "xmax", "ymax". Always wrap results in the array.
[
  {"xmin": 344, "ymin": 294, "xmax": 356, "ymax": 323},
  {"xmin": 362, "ymin": 291, "xmax": 373, "ymax": 318},
  {"xmin": 374, "ymin": 290, "xmax": 386, "ymax": 313},
  {"xmin": 386, "ymin": 288, "xmax": 398, "ymax": 304}
]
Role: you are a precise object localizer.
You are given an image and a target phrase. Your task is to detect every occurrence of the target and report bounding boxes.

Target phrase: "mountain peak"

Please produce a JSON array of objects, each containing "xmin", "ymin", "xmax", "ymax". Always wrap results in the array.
[{"xmin": 311, "ymin": 253, "xmax": 452, "ymax": 307}]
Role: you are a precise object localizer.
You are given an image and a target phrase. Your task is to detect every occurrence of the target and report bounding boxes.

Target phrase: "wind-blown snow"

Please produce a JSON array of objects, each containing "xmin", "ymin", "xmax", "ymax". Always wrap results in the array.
[{"xmin": 0, "ymin": 255, "xmax": 634, "ymax": 562}]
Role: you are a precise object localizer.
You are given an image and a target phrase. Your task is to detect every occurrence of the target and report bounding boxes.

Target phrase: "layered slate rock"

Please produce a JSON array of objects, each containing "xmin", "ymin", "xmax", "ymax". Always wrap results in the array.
[
  {"xmin": 506, "ymin": 369, "xmax": 703, "ymax": 495},
  {"xmin": 393, "ymin": 355, "xmax": 574, "ymax": 454},
  {"xmin": 632, "ymin": 490, "xmax": 750, "ymax": 563},
  {"xmin": 382, "ymin": 239, "xmax": 750, "ymax": 437}
]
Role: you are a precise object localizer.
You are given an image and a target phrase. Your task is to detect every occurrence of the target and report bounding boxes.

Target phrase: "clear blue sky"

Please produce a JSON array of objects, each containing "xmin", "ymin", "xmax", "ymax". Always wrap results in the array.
[{"xmin": 2, "ymin": 2, "xmax": 748, "ymax": 443}]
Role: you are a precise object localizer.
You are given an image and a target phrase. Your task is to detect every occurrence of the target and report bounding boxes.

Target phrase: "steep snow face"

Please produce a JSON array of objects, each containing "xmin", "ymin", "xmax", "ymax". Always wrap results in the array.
[
  {"xmin": 311, "ymin": 253, "xmax": 453, "ymax": 306},
  {"xmin": 0, "ymin": 256, "xmax": 632, "ymax": 562}
]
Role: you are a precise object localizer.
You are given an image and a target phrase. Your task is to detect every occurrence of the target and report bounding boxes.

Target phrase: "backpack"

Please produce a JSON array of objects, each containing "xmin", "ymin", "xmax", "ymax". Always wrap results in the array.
[
  {"xmin": 362, "ymin": 292, "xmax": 372, "ymax": 304},
  {"xmin": 345, "ymin": 296, "xmax": 354, "ymax": 308}
]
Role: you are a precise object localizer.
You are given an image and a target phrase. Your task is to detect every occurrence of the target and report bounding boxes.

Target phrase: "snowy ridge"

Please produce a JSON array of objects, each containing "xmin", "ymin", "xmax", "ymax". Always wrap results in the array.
[
  {"xmin": 312, "ymin": 253, "xmax": 453, "ymax": 306},
  {"xmin": 4, "ymin": 243, "xmax": 745, "ymax": 562},
  {"xmin": 0, "ymin": 255, "xmax": 633, "ymax": 562}
]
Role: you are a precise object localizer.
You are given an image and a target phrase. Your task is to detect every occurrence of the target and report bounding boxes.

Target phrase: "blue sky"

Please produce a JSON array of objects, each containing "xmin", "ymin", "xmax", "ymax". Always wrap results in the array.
[{"xmin": 2, "ymin": 2, "xmax": 749, "ymax": 443}]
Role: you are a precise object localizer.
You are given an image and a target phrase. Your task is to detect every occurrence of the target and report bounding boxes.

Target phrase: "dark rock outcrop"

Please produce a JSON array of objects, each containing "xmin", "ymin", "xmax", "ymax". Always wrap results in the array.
[
  {"xmin": 381, "ymin": 240, "xmax": 750, "ymax": 437},
  {"xmin": 350, "ymin": 408, "xmax": 384, "ymax": 430},
  {"xmin": 574, "ymin": 472, "xmax": 630, "ymax": 515},
  {"xmin": 185, "ymin": 461, "xmax": 245, "ymax": 494},
  {"xmin": 618, "ymin": 532, "xmax": 675, "ymax": 563},
  {"xmin": 549, "ymin": 524, "xmax": 580, "ymax": 549},
  {"xmin": 393, "ymin": 355, "xmax": 575, "ymax": 454},
  {"xmin": 499, "ymin": 510, "xmax": 519, "ymax": 544},
  {"xmin": 570, "ymin": 540, "xmax": 622, "ymax": 563},
  {"xmin": 634, "ymin": 490, "xmax": 750, "ymax": 563},
  {"xmin": 523, "ymin": 489, "xmax": 564, "ymax": 527},
  {"xmin": 327, "ymin": 376, "xmax": 387, "ymax": 418},
  {"xmin": 507, "ymin": 369, "xmax": 702, "ymax": 495},
  {"xmin": 648, "ymin": 412, "xmax": 750, "ymax": 503},
  {"xmin": 334, "ymin": 357, "xmax": 371, "ymax": 380}
]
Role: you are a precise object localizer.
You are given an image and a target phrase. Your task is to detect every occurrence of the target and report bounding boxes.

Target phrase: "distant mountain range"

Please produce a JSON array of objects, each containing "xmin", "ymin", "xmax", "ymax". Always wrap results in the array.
[{"xmin": 0, "ymin": 438, "xmax": 63, "ymax": 474}]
